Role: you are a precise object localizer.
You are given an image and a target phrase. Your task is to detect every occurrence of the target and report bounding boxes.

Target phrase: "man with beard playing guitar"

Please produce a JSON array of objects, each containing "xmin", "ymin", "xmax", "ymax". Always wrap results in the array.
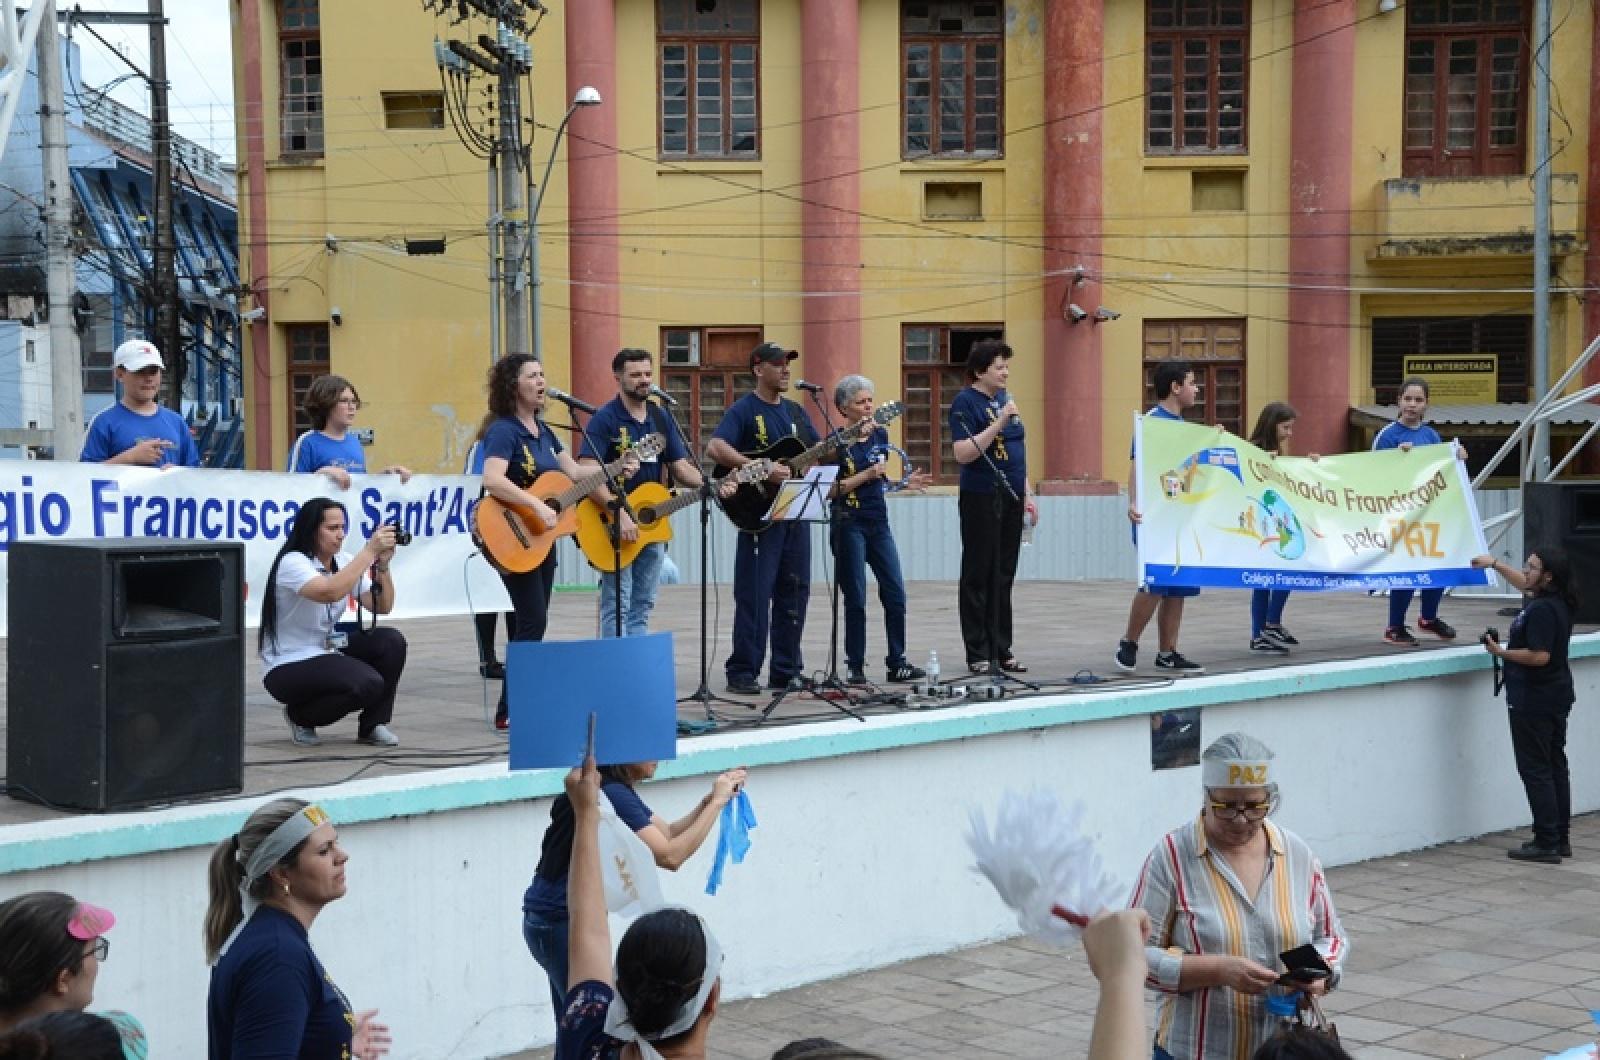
[{"xmin": 705, "ymin": 342, "xmax": 821, "ymax": 695}]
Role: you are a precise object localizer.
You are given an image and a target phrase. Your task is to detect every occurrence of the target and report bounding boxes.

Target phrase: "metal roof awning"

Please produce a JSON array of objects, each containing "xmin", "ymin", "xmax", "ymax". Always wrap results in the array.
[{"xmin": 1350, "ymin": 403, "xmax": 1600, "ymax": 430}]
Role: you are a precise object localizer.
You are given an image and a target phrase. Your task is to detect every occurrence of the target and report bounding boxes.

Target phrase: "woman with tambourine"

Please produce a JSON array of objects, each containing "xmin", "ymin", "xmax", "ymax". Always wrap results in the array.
[{"xmin": 828, "ymin": 375, "xmax": 930, "ymax": 687}]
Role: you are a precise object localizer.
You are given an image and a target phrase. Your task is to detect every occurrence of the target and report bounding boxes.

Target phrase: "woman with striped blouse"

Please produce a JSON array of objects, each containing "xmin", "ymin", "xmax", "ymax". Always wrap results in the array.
[{"xmin": 1131, "ymin": 733, "xmax": 1348, "ymax": 1059}]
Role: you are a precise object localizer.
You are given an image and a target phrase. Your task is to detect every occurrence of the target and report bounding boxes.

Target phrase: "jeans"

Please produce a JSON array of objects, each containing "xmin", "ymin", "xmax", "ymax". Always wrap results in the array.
[
  {"xmin": 1508, "ymin": 707, "xmax": 1571, "ymax": 847},
  {"xmin": 958, "ymin": 489, "xmax": 1023, "ymax": 666},
  {"xmin": 263, "ymin": 627, "xmax": 407, "ymax": 734},
  {"xmin": 727, "ymin": 521, "xmax": 810, "ymax": 685},
  {"xmin": 1250, "ymin": 589, "xmax": 1291, "ymax": 638},
  {"xmin": 832, "ymin": 514, "xmax": 909, "ymax": 671},
  {"xmin": 522, "ymin": 909, "xmax": 570, "ymax": 1022},
  {"xmin": 497, "ymin": 554, "xmax": 557, "ymax": 716},
  {"xmin": 1389, "ymin": 587, "xmax": 1443, "ymax": 629},
  {"xmin": 597, "ymin": 541, "xmax": 665, "ymax": 638}
]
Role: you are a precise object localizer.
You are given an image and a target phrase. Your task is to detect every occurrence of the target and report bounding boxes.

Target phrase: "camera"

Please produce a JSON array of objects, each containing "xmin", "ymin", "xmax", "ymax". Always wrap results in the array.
[
  {"xmin": 392, "ymin": 528, "xmax": 412, "ymax": 547},
  {"xmin": 1481, "ymin": 626, "xmax": 1499, "ymax": 645}
]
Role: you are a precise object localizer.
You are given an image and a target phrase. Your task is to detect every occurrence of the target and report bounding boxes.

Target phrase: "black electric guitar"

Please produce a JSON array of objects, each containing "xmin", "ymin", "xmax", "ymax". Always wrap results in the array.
[{"xmin": 712, "ymin": 401, "xmax": 904, "ymax": 534}]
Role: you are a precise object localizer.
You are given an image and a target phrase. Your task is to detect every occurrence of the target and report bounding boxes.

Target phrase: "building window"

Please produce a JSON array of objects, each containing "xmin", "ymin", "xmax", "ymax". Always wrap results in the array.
[
  {"xmin": 280, "ymin": 0, "xmax": 323, "ymax": 156},
  {"xmin": 902, "ymin": 1, "xmax": 1003, "ymax": 158},
  {"xmin": 286, "ymin": 323, "xmax": 330, "ymax": 439},
  {"xmin": 1403, "ymin": 0, "xmax": 1526, "ymax": 178},
  {"xmin": 902, "ymin": 323, "xmax": 1003, "ymax": 484},
  {"xmin": 1371, "ymin": 315, "xmax": 1529, "ymax": 404},
  {"xmin": 1146, "ymin": 0, "xmax": 1249, "ymax": 154},
  {"xmin": 657, "ymin": 0, "xmax": 759, "ymax": 158},
  {"xmin": 659, "ymin": 326, "xmax": 762, "ymax": 457},
  {"xmin": 1142, "ymin": 320, "xmax": 1245, "ymax": 435},
  {"xmin": 381, "ymin": 91, "xmax": 445, "ymax": 130}
]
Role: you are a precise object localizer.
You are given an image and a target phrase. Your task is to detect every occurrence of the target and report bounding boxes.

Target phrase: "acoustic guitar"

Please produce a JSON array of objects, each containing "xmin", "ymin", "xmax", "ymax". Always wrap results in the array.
[
  {"xmin": 474, "ymin": 433, "xmax": 665, "ymax": 574},
  {"xmin": 574, "ymin": 459, "xmax": 773, "ymax": 573},
  {"xmin": 711, "ymin": 401, "xmax": 904, "ymax": 534}
]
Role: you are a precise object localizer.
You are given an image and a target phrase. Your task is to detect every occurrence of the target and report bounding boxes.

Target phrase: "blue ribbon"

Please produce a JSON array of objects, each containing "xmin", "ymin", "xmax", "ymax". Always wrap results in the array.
[{"xmin": 705, "ymin": 790, "xmax": 757, "ymax": 895}]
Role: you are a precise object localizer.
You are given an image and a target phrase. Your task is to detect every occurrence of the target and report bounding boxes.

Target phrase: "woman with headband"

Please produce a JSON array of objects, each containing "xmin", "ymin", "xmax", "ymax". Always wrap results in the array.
[
  {"xmin": 556, "ymin": 756, "xmax": 725, "ymax": 1059},
  {"xmin": 0, "ymin": 892, "xmax": 144, "ymax": 1059},
  {"xmin": 204, "ymin": 799, "xmax": 392, "ymax": 1059},
  {"xmin": 1130, "ymin": 733, "xmax": 1348, "ymax": 1059}
]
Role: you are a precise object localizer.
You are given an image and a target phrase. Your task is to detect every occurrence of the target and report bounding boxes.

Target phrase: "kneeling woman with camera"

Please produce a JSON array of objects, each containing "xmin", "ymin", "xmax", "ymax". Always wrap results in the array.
[
  {"xmin": 1474, "ymin": 547, "xmax": 1579, "ymax": 863},
  {"xmin": 261, "ymin": 497, "xmax": 407, "ymax": 748}
]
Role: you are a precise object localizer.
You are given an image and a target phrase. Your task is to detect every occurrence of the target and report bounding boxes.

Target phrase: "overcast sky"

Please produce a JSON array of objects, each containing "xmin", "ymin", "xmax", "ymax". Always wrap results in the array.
[{"xmin": 70, "ymin": 0, "xmax": 237, "ymax": 164}]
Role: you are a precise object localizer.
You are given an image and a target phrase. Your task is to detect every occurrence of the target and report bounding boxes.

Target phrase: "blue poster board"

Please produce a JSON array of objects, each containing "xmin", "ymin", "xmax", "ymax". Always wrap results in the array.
[{"xmin": 506, "ymin": 632, "xmax": 678, "ymax": 769}]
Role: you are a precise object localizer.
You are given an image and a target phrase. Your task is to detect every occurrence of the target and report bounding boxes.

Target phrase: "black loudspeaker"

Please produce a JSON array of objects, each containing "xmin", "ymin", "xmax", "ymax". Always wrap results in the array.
[
  {"xmin": 7, "ymin": 538, "xmax": 245, "ymax": 811},
  {"xmin": 1523, "ymin": 482, "xmax": 1600, "ymax": 624}
]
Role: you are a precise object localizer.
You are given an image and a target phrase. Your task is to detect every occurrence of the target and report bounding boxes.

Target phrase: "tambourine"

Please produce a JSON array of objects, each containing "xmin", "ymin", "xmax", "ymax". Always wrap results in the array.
[{"xmin": 867, "ymin": 443, "xmax": 915, "ymax": 492}]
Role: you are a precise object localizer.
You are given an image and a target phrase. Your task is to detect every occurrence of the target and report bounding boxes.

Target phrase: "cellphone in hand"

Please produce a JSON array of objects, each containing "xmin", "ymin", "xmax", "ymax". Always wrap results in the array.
[{"xmin": 1276, "ymin": 944, "xmax": 1332, "ymax": 986}]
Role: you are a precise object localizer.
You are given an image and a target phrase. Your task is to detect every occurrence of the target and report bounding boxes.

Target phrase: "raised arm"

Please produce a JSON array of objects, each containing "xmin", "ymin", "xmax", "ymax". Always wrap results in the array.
[
  {"xmin": 635, "ymin": 769, "xmax": 746, "ymax": 871},
  {"xmin": 566, "ymin": 757, "xmax": 614, "ymax": 991}
]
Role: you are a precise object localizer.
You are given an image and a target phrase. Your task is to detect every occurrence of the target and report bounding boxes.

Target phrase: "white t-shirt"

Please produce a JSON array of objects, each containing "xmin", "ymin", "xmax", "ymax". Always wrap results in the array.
[{"xmin": 261, "ymin": 551, "xmax": 370, "ymax": 673}]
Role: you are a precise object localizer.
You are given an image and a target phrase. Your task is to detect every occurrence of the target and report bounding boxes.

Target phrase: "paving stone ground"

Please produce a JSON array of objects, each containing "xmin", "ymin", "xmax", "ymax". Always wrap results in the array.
[{"xmin": 510, "ymin": 812, "xmax": 1600, "ymax": 1059}]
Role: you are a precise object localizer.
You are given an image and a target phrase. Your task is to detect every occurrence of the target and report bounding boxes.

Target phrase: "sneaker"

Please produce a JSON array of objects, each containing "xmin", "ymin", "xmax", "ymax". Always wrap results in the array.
[
  {"xmin": 358, "ymin": 724, "xmax": 400, "ymax": 747},
  {"xmin": 479, "ymin": 660, "xmax": 506, "ymax": 680},
  {"xmin": 1507, "ymin": 842, "xmax": 1562, "ymax": 864},
  {"xmin": 1155, "ymin": 651, "xmax": 1205, "ymax": 675},
  {"xmin": 846, "ymin": 668, "xmax": 869, "ymax": 686},
  {"xmin": 768, "ymin": 675, "xmax": 814, "ymax": 692},
  {"xmin": 1114, "ymin": 639, "xmax": 1138, "ymax": 673},
  {"xmin": 1261, "ymin": 623, "xmax": 1299, "ymax": 646},
  {"xmin": 494, "ymin": 707, "xmax": 509, "ymax": 732},
  {"xmin": 725, "ymin": 677, "xmax": 763, "ymax": 695},
  {"xmin": 886, "ymin": 663, "xmax": 925, "ymax": 683},
  {"xmin": 1250, "ymin": 635, "xmax": 1289, "ymax": 655},
  {"xmin": 1384, "ymin": 625, "xmax": 1420, "ymax": 647},
  {"xmin": 1560, "ymin": 840, "xmax": 1573, "ymax": 858},
  {"xmin": 1417, "ymin": 616, "xmax": 1457, "ymax": 640},
  {"xmin": 284, "ymin": 711, "xmax": 320, "ymax": 747}
]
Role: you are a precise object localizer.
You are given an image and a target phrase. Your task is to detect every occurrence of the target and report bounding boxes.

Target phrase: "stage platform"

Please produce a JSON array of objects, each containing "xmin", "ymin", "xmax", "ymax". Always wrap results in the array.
[
  {"xmin": 3, "ymin": 580, "xmax": 1598, "ymax": 1058},
  {"xmin": 0, "ymin": 578, "xmax": 1554, "ymax": 828}
]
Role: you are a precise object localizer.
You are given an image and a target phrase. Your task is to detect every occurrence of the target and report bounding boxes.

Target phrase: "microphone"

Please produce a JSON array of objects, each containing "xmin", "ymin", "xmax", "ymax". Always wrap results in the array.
[
  {"xmin": 547, "ymin": 387, "xmax": 597, "ymax": 415},
  {"xmin": 999, "ymin": 390, "xmax": 1022, "ymax": 430},
  {"xmin": 795, "ymin": 380, "xmax": 824, "ymax": 394},
  {"xmin": 647, "ymin": 383, "xmax": 678, "ymax": 407}
]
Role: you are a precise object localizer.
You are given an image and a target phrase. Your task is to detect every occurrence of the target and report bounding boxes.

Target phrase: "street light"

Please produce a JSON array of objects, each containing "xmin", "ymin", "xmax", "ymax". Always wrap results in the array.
[{"xmin": 530, "ymin": 86, "xmax": 603, "ymax": 360}]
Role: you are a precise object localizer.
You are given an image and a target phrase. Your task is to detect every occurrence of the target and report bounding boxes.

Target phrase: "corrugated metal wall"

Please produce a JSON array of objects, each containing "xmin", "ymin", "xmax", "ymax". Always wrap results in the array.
[{"xmin": 554, "ymin": 489, "xmax": 1526, "ymax": 591}]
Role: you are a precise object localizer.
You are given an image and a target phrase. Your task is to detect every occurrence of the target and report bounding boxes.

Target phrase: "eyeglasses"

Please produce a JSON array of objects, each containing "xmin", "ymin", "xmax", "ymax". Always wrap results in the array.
[
  {"xmin": 1208, "ymin": 800, "xmax": 1271, "ymax": 822},
  {"xmin": 83, "ymin": 937, "xmax": 109, "ymax": 962},
  {"xmin": 336, "ymin": 397, "xmax": 361, "ymax": 408}
]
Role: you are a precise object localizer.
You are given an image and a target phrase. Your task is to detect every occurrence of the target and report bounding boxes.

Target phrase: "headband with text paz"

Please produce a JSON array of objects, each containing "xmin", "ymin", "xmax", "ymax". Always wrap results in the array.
[
  {"xmin": 215, "ymin": 804, "xmax": 332, "ymax": 962},
  {"xmin": 1201, "ymin": 757, "xmax": 1272, "ymax": 790}
]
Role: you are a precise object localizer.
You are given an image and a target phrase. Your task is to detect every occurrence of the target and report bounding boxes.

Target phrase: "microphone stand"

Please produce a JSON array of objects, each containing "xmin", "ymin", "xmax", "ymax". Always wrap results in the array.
[
  {"xmin": 575, "ymin": 405, "xmax": 627, "ymax": 640},
  {"xmin": 658, "ymin": 397, "xmax": 743, "ymax": 722},
  {"xmin": 956, "ymin": 408, "xmax": 1039, "ymax": 699},
  {"xmin": 801, "ymin": 387, "xmax": 858, "ymax": 703}
]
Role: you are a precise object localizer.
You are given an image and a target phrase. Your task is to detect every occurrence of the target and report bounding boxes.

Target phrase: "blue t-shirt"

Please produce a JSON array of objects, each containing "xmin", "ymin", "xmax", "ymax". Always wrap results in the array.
[
  {"xmin": 207, "ymin": 907, "xmax": 353, "ymax": 1060},
  {"xmin": 948, "ymin": 387, "xmax": 1026, "ymax": 496},
  {"xmin": 576, "ymin": 397, "xmax": 688, "ymax": 494},
  {"xmin": 834, "ymin": 426, "xmax": 890, "ymax": 521},
  {"xmin": 287, "ymin": 431, "xmax": 366, "ymax": 474},
  {"xmin": 1372, "ymin": 420, "xmax": 1442, "ymax": 450},
  {"xmin": 712, "ymin": 392, "xmax": 819, "ymax": 455},
  {"xmin": 525, "ymin": 780, "xmax": 655, "ymax": 918},
  {"xmin": 79, "ymin": 403, "xmax": 199, "ymax": 467},
  {"xmin": 482, "ymin": 416, "xmax": 564, "ymax": 489},
  {"xmin": 555, "ymin": 981, "xmax": 625, "ymax": 1060}
]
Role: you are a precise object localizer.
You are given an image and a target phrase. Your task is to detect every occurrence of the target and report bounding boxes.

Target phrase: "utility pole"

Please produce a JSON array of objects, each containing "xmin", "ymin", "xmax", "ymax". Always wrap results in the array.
[
  {"xmin": 147, "ymin": 0, "xmax": 180, "ymax": 409},
  {"xmin": 1527, "ymin": 0, "xmax": 1552, "ymax": 479},
  {"xmin": 37, "ymin": 0, "xmax": 84, "ymax": 459},
  {"xmin": 428, "ymin": 0, "xmax": 537, "ymax": 360}
]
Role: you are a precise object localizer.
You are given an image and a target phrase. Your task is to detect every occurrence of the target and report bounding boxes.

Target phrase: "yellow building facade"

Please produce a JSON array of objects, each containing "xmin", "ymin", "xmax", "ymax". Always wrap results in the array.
[{"xmin": 233, "ymin": 0, "xmax": 1596, "ymax": 482}]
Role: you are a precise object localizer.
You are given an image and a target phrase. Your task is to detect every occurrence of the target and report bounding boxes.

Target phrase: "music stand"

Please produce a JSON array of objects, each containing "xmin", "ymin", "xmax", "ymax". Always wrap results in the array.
[{"xmin": 757, "ymin": 466, "xmax": 862, "ymax": 723}]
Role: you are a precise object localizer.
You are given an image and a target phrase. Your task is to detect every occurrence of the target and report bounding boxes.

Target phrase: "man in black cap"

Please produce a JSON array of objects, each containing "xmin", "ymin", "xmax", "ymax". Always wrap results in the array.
[{"xmin": 705, "ymin": 342, "xmax": 821, "ymax": 693}]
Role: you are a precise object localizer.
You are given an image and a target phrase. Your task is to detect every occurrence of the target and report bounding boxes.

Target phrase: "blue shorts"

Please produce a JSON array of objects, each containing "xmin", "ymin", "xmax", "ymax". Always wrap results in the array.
[{"xmin": 1141, "ymin": 583, "xmax": 1201, "ymax": 599}]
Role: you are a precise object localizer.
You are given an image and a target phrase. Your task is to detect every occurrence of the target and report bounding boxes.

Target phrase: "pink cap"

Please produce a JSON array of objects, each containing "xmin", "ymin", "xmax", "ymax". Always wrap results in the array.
[{"xmin": 66, "ymin": 901, "xmax": 116, "ymax": 940}]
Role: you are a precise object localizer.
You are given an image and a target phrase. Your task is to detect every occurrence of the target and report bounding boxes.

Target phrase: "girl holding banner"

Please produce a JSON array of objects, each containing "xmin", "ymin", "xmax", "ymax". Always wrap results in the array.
[
  {"xmin": 1373, "ymin": 378, "xmax": 1462, "ymax": 646},
  {"xmin": 1246, "ymin": 403, "xmax": 1318, "ymax": 656}
]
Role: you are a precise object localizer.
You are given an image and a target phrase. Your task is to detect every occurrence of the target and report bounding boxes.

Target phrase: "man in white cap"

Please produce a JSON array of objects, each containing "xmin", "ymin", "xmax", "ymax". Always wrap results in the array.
[{"xmin": 79, "ymin": 339, "xmax": 200, "ymax": 467}]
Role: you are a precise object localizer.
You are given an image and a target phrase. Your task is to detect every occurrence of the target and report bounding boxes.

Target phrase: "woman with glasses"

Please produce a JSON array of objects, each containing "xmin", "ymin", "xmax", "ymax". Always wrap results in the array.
[
  {"xmin": 0, "ymin": 892, "xmax": 146, "ymax": 1055},
  {"xmin": 1130, "ymin": 733, "xmax": 1348, "ymax": 1059},
  {"xmin": 288, "ymin": 375, "xmax": 412, "ymax": 489}
]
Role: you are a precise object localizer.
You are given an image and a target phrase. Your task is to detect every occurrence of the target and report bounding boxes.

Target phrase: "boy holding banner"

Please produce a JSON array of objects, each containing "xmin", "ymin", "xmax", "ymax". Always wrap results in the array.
[{"xmin": 1115, "ymin": 362, "xmax": 1204, "ymax": 675}]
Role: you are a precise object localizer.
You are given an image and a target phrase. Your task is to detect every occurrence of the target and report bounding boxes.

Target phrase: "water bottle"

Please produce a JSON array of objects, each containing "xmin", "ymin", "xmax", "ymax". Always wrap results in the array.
[{"xmin": 927, "ymin": 649, "xmax": 941, "ymax": 691}]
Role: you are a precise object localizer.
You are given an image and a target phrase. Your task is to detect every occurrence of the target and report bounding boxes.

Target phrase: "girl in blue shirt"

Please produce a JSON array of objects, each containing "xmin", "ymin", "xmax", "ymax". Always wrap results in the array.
[
  {"xmin": 287, "ymin": 375, "xmax": 412, "ymax": 489},
  {"xmin": 1373, "ymin": 377, "xmax": 1459, "ymax": 646}
]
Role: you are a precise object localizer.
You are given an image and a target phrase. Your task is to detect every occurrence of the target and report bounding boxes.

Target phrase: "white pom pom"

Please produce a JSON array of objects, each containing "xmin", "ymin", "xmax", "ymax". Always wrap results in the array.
[{"xmin": 967, "ymin": 788, "xmax": 1126, "ymax": 947}]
